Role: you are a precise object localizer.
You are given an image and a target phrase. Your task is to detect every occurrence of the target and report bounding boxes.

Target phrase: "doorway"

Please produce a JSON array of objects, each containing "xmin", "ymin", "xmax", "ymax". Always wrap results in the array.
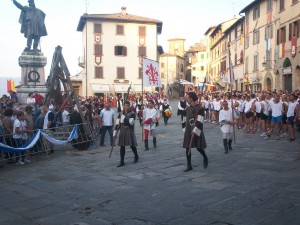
[
  {"xmin": 266, "ymin": 78, "xmax": 272, "ymax": 91},
  {"xmin": 284, "ymin": 74, "xmax": 292, "ymax": 92}
]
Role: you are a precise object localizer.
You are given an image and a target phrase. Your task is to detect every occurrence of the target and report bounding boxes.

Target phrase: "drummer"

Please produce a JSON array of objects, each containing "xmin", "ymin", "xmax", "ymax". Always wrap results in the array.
[{"xmin": 160, "ymin": 99, "xmax": 172, "ymax": 126}]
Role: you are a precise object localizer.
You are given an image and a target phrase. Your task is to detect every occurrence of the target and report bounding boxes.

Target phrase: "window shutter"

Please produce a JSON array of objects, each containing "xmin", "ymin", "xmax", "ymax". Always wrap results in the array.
[
  {"xmin": 283, "ymin": 26, "xmax": 286, "ymax": 43},
  {"xmin": 258, "ymin": 30, "xmax": 260, "ymax": 43},
  {"xmin": 289, "ymin": 23, "xmax": 293, "ymax": 40},
  {"xmin": 114, "ymin": 46, "xmax": 118, "ymax": 55},
  {"xmin": 277, "ymin": 29, "xmax": 280, "ymax": 45},
  {"xmin": 94, "ymin": 24, "xmax": 102, "ymax": 33},
  {"xmin": 258, "ymin": 6, "xmax": 260, "ymax": 17},
  {"xmin": 122, "ymin": 47, "xmax": 127, "ymax": 56},
  {"xmin": 95, "ymin": 44, "xmax": 102, "ymax": 55}
]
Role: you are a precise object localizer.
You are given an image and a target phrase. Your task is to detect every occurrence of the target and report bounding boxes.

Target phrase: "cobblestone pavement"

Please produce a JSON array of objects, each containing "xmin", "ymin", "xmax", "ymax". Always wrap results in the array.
[{"xmin": 0, "ymin": 99, "xmax": 300, "ymax": 225}]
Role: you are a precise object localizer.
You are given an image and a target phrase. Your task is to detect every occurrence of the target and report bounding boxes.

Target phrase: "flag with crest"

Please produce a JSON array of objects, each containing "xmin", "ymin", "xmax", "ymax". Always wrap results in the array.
[{"xmin": 143, "ymin": 58, "xmax": 161, "ymax": 87}]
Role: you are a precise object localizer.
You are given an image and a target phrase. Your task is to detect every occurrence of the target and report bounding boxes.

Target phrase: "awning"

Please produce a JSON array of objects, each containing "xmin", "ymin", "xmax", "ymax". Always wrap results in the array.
[
  {"xmin": 90, "ymin": 84, "xmax": 110, "ymax": 93},
  {"xmin": 113, "ymin": 84, "xmax": 130, "ymax": 93},
  {"xmin": 134, "ymin": 84, "xmax": 142, "ymax": 92}
]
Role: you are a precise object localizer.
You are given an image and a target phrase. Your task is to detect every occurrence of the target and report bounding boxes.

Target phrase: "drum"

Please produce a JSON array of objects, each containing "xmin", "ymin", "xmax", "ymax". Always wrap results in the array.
[{"xmin": 165, "ymin": 109, "xmax": 172, "ymax": 118}]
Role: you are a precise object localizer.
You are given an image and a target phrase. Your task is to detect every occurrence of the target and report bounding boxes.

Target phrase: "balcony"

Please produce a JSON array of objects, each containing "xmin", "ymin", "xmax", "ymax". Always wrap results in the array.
[{"xmin": 78, "ymin": 56, "xmax": 85, "ymax": 68}]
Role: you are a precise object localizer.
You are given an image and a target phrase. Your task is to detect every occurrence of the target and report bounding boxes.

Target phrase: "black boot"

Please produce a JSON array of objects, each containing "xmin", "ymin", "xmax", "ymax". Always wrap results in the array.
[
  {"xmin": 228, "ymin": 139, "xmax": 233, "ymax": 150},
  {"xmin": 144, "ymin": 140, "xmax": 149, "ymax": 151},
  {"xmin": 197, "ymin": 148, "xmax": 208, "ymax": 169},
  {"xmin": 184, "ymin": 148, "xmax": 193, "ymax": 172},
  {"xmin": 153, "ymin": 138, "xmax": 157, "ymax": 148},
  {"xmin": 223, "ymin": 139, "xmax": 228, "ymax": 153},
  {"xmin": 117, "ymin": 147, "xmax": 125, "ymax": 167},
  {"xmin": 184, "ymin": 163, "xmax": 193, "ymax": 172},
  {"xmin": 131, "ymin": 146, "xmax": 139, "ymax": 163}
]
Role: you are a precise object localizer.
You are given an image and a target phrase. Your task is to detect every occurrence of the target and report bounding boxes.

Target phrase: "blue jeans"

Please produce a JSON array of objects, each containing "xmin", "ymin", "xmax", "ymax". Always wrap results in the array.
[{"xmin": 100, "ymin": 126, "xmax": 113, "ymax": 145}]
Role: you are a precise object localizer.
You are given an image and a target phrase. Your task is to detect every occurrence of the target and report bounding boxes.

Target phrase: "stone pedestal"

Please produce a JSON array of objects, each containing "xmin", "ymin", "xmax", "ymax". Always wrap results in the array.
[{"xmin": 16, "ymin": 51, "xmax": 48, "ymax": 104}]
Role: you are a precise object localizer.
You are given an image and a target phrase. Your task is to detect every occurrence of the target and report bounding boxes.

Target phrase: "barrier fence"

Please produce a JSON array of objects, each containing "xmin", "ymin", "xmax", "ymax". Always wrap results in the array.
[{"xmin": 0, "ymin": 122, "xmax": 94, "ymax": 164}]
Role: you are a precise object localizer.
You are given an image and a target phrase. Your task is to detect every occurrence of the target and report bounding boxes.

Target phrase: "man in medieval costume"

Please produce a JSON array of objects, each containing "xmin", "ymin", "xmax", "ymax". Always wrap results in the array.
[{"xmin": 183, "ymin": 92, "xmax": 208, "ymax": 172}]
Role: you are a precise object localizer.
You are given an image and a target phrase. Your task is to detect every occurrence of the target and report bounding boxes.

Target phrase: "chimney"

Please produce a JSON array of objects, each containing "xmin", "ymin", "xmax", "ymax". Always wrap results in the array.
[{"xmin": 121, "ymin": 6, "xmax": 127, "ymax": 15}]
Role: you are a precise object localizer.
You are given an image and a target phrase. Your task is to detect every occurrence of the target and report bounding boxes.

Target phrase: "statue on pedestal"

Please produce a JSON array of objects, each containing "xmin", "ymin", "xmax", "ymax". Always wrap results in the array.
[{"xmin": 12, "ymin": 0, "xmax": 47, "ymax": 52}]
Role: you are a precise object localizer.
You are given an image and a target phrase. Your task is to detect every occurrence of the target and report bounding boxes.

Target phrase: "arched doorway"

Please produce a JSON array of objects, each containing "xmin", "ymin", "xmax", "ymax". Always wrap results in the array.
[
  {"xmin": 266, "ymin": 78, "xmax": 272, "ymax": 91},
  {"xmin": 282, "ymin": 58, "xmax": 292, "ymax": 92}
]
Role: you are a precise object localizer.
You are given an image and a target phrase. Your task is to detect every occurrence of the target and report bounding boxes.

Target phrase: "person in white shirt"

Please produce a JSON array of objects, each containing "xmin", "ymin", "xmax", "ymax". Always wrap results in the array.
[
  {"xmin": 13, "ymin": 111, "xmax": 30, "ymax": 165},
  {"xmin": 62, "ymin": 107, "xmax": 70, "ymax": 126},
  {"xmin": 259, "ymin": 95, "xmax": 270, "ymax": 137},
  {"xmin": 264, "ymin": 94, "xmax": 283, "ymax": 140},
  {"xmin": 219, "ymin": 101, "xmax": 237, "ymax": 153},
  {"xmin": 286, "ymin": 94, "xmax": 299, "ymax": 142},
  {"xmin": 26, "ymin": 92, "xmax": 36, "ymax": 106},
  {"xmin": 99, "ymin": 102, "xmax": 114, "ymax": 146},
  {"xmin": 143, "ymin": 100, "xmax": 158, "ymax": 150},
  {"xmin": 212, "ymin": 95, "xmax": 221, "ymax": 124}
]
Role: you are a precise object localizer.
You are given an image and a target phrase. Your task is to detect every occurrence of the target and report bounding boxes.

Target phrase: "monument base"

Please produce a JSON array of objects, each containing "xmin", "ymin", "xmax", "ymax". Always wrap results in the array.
[
  {"xmin": 16, "ymin": 84, "xmax": 47, "ymax": 105},
  {"xmin": 16, "ymin": 51, "xmax": 48, "ymax": 105}
]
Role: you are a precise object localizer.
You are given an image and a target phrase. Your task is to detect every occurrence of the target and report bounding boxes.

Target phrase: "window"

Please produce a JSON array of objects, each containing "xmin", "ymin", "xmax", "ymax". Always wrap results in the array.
[
  {"xmin": 117, "ymin": 67, "xmax": 125, "ymax": 79},
  {"xmin": 95, "ymin": 67, "xmax": 103, "ymax": 78},
  {"xmin": 114, "ymin": 46, "xmax": 127, "ymax": 56},
  {"xmin": 200, "ymin": 54, "xmax": 205, "ymax": 62},
  {"xmin": 116, "ymin": 25, "xmax": 124, "ymax": 35},
  {"xmin": 265, "ymin": 25, "xmax": 273, "ymax": 39},
  {"xmin": 200, "ymin": 66, "xmax": 204, "ymax": 72},
  {"xmin": 161, "ymin": 72, "xmax": 164, "ymax": 79},
  {"xmin": 94, "ymin": 24, "xmax": 102, "ymax": 33},
  {"xmin": 94, "ymin": 44, "xmax": 102, "ymax": 55},
  {"xmin": 138, "ymin": 46, "xmax": 147, "ymax": 57},
  {"xmin": 279, "ymin": 0, "xmax": 285, "ymax": 11},
  {"xmin": 253, "ymin": 53, "xmax": 259, "ymax": 71},
  {"xmin": 277, "ymin": 26, "xmax": 286, "ymax": 44},
  {"xmin": 139, "ymin": 26, "xmax": 146, "ymax": 36},
  {"xmin": 138, "ymin": 68, "xmax": 142, "ymax": 79},
  {"xmin": 267, "ymin": 0, "xmax": 272, "ymax": 11},
  {"xmin": 253, "ymin": 30, "xmax": 260, "ymax": 45},
  {"xmin": 161, "ymin": 62, "xmax": 165, "ymax": 68},
  {"xmin": 289, "ymin": 20, "xmax": 300, "ymax": 40},
  {"xmin": 240, "ymin": 50, "xmax": 244, "ymax": 63},
  {"xmin": 245, "ymin": 57, "xmax": 248, "ymax": 73},
  {"xmin": 253, "ymin": 6, "xmax": 260, "ymax": 20},
  {"xmin": 235, "ymin": 28, "xmax": 238, "ymax": 39}
]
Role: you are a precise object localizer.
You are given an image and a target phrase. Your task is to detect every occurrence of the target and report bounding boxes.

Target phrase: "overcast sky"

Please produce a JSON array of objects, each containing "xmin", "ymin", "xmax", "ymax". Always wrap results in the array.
[{"xmin": 0, "ymin": 0, "xmax": 252, "ymax": 78}]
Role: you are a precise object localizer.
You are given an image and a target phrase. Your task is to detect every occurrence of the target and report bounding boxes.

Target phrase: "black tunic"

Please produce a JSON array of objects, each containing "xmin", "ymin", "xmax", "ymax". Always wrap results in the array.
[
  {"xmin": 183, "ymin": 104, "xmax": 207, "ymax": 149},
  {"xmin": 117, "ymin": 110, "xmax": 137, "ymax": 147}
]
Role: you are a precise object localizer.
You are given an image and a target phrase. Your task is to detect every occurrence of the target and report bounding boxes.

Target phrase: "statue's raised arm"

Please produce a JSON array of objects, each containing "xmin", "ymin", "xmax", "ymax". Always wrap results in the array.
[{"xmin": 12, "ymin": 0, "xmax": 47, "ymax": 52}]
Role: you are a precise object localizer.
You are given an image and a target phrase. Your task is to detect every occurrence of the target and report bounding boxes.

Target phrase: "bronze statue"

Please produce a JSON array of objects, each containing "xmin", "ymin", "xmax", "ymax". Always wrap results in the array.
[{"xmin": 12, "ymin": 0, "xmax": 47, "ymax": 52}]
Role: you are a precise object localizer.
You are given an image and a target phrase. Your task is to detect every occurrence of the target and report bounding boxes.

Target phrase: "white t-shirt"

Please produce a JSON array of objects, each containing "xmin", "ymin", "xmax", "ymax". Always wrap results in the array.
[
  {"xmin": 255, "ymin": 101, "xmax": 262, "ymax": 113},
  {"xmin": 287, "ymin": 101, "xmax": 299, "ymax": 117},
  {"xmin": 100, "ymin": 109, "xmax": 114, "ymax": 126},
  {"xmin": 13, "ymin": 119, "xmax": 28, "ymax": 140},
  {"xmin": 269, "ymin": 100, "xmax": 283, "ymax": 117},
  {"xmin": 213, "ymin": 100, "xmax": 221, "ymax": 111},
  {"xmin": 62, "ymin": 110, "xmax": 70, "ymax": 123},
  {"xmin": 26, "ymin": 97, "xmax": 36, "ymax": 105}
]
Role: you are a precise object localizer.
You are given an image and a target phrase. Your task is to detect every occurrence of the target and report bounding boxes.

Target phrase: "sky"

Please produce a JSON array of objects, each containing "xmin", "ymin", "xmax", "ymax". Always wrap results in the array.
[{"xmin": 0, "ymin": 0, "xmax": 252, "ymax": 78}]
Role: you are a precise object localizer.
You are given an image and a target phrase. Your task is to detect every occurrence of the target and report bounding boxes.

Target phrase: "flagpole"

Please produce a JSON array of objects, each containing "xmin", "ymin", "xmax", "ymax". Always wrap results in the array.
[
  {"xmin": 141, "ymin": 57, "xmax": 144, "ymax": 142},
  {"xmin": 228, "ymin": 43, "xmax": 236, "ymax": 143}
]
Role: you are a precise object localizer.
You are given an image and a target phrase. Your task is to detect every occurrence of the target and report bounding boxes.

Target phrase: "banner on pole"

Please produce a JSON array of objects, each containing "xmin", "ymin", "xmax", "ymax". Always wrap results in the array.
[
  {"xmin": 143, "ymin": 58, "xmax": 161, "ymax": 87},
  {"xmin": 229, "ymin": 56, "xmax": 235, "ymax": 84}
]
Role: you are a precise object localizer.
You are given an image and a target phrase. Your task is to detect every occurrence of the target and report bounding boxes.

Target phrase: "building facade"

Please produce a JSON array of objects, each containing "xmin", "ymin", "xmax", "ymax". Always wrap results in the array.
[
  {"xmin": 75, "ymin": 7, "xmax": 162, "ymax": 97},
  {"xmin": 240, "ymin": 0, "xmax": 300, "ymax": 92}
]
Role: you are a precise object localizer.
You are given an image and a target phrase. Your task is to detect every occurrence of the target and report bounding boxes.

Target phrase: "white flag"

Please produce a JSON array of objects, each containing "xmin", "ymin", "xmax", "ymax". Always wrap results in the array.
[
  {"xmin": 143, "ymin": 58, "xmax": 161, "ymax": 87},
  {"xmin": 229, "ymin": 56, "xmax": 235, "ymax": 84}
]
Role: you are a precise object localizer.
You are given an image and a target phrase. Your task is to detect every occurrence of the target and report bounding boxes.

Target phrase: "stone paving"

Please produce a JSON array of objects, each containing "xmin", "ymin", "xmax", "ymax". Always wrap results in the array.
[{"xmin": 0, "ymin": 99, "xmax": 300, "ymax": 225}]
